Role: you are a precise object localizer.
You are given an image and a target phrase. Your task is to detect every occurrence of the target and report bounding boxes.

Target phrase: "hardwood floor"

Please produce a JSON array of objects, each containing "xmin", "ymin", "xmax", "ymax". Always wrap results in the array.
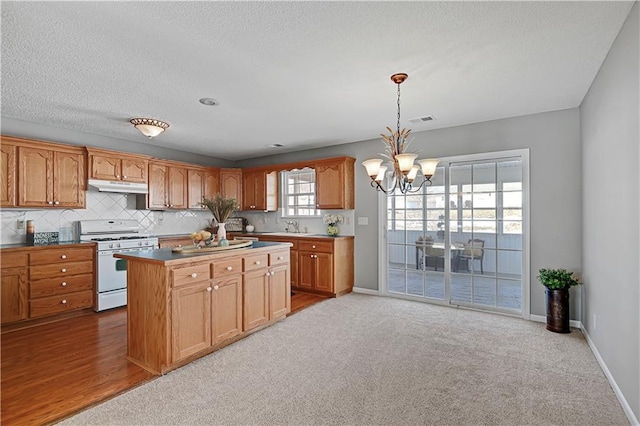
[
  {"xmin": 1, "ymin": 291, "xmax": 328, "ymax": 425},
  {"xmin": 1, "ymin": 308, "xmax": 154, "ymax": 426}
]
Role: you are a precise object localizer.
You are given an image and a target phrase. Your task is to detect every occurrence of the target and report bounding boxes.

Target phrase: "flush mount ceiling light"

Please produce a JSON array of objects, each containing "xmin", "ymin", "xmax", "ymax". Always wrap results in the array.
[
  {"xmin": 129, "ymin": 118, "xmax": 170, "ymax": 138},
  {"xmin": 362, "ymin": 73, "xmax": 439, "ymax": 195},
  {"xmin": 199, "ymin": 98, "xmax": 219, "ymax": 106}
]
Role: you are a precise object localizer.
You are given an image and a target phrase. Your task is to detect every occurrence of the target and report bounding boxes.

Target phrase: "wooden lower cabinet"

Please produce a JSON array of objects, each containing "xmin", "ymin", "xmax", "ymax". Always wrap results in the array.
[
  {"xmin": 172, "ymin": 282, "xmax": 212, "ymax": 361},
  {"xmin": 299, "ymin": 251, "xmax": 333, "ymax": 292},
  {"xmin": 212, "ymin": 275, "xmax": 242, "ymax": 344},
  {"xmin": 119, "ymin": 244, "xmax": 291, "ymax": 373},
  {"xmin": 158, "ymin": 236, "xmax": 193, "ymax": 249},
  {"xmin": 243, "ymin": 269, "xmax": 269, "ymax": 331},
  {"xmin": 1, "ymin": 252, "xmax": 28, "ymax": 324}
]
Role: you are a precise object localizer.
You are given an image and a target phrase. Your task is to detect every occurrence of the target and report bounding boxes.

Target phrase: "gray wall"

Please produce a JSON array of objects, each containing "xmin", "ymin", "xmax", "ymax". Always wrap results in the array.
[
  {"xmin": 1, "ymin": 117, "xmax": 232, "ymax": 168},
  {"xmin": 580, "ymin": 2, "xmax": 639, "ymax": 420},
  {"xmin": 238, "ymin": 107, "xmax": 583, "ymax": 320}
]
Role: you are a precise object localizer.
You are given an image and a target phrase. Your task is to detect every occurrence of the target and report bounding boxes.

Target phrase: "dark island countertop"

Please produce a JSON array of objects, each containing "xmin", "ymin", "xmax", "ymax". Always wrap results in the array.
[
  {"xmin": 0, "ymin": 240, "xmax": 95, "ymax": 250},
  {"xmin": 114, "ymin": 241, "xmax": 291, "ymax": 266}
]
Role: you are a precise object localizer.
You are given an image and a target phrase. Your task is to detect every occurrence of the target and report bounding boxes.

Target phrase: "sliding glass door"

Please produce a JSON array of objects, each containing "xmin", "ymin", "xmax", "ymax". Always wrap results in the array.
[{"xmin": 382, "ymin": 151, "xmax": 528, "ymax": 316}]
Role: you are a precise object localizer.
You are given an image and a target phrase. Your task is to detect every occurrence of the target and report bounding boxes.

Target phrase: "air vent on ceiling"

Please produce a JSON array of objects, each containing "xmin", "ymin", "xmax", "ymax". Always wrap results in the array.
[
  {"xmin": 266, "ymin": 143, "xmax": 284, "ymax": 148},
  {"xmin": 409, "ymin": 115, "xmax": 435, "ymax": 123}
]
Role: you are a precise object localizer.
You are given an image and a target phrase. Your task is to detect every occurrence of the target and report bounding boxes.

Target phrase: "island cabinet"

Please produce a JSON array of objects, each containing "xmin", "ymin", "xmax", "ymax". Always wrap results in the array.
[
  {"xmin": 119, "ymin": 242, "xmax": 291, "ymax": 374},
  {"xmin": 241, "ymin": 168, "xmax": 278, "ymax": 211},
  {"xmin": 1, "ymin": 252, "xmax": 28, "ymax": 324},
  {"xmin": 146, "ymin": 161, "xmax": 188, "ymax": 210},
  {"xmin": 86, "ymin": 147, "xmax": 150, "ymax": 183},
  {"xmin": 14, "ymin": 138, "xmax": 86, "ymax": 208}
]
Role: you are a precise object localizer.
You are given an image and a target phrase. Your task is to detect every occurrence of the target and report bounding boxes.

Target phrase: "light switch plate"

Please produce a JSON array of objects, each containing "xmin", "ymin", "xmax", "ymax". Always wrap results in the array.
[{"xmin": 357, "ymin": 217, "xmax": 368, "ymax": 226}]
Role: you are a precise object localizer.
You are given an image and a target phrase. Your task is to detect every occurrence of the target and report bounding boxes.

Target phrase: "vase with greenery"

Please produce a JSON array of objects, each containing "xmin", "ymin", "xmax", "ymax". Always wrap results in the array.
[
  {"xmin": 537, "ymin": 268, "xmax": 581, "ymax": 333},
  {"xmin": 201, "ymin": 195, "xmax": 239, "ymax": 242}
]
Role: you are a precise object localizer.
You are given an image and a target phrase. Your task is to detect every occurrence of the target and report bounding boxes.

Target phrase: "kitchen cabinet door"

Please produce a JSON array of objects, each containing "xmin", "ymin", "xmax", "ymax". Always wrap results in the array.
[
  {"xmin": 18, "ymin": 146, "xmax": 53, "ymax": 207},
  {"xmin": 172, "ymin": 282, "xmax": 212, "ymax": 362},
  {"xmin": 212, "ymin": 275, "xmax": 242, "ymax": 344},
  {"xmin": 88, "ymin": 149, "xmax": 148, "ymax": 183},
  {"xmin": 1, "ymin": 266, "xmax": 27, "ymax": 324},
  {"xmin": 188, "ymin": 169, "xmax": 206, "ymax": 210},
  {"xmin": 269, "ymin": 264, "xmax": 290, "ymax": 320},
  {"xmin": 148, "ymin": 163, "xmax": 168, "ymax": 209},
  {"xmin": 315, "ymin": 158, "xmax": 355, "ymax": 209},
  {"xmin": 167, "ymin": 166, "xmax": 188, "ymax": 209},
  {"xmin": 1, "ymin": 142, "xmax": 16, "ymax": 207},
  {"xmin": 204, "ymin": 168, "xmax": 220, "ymax": 199},
  {"xmin": 220, "ymin": 168, "xmax": 242, "ymax": 204},
  {"xmin": 298, "ymin": 251, "xmax": 315, "ymax": 291},
  {"xmin": 242, "ymin": 170, "xmax": 277, "ymax": 211},
  {"xmin": 313, "ymin": 252, "xmax": 334, "ymax": 293},
  {"xmin": 121, "ymin": 157, "xmax": 148, "ymax": 183},
  {"xmin": 90, "ymin": 154, "xmax": 121, "ymax": 181},
  {"xmin": 52, "ymin": 150, "xmax": 85, "ymax": 208},
  {"xmin": 243, "ymin": 269, "xmax": 269, "ymax": 331}
]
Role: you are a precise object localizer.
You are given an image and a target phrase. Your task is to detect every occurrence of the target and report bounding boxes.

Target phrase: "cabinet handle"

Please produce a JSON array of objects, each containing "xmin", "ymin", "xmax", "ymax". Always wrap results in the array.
[
  {"xmin": 226, "ymin": 266, "xmax": 233, "ymax": 271},
  {"xmin": 61, "ymin": 299, "xmax": 67, "ymax": 304},
  {"xmin": 61, "ymin": 255, "xmax": 67, "ymax": 259},
  {"xmin": 206, "ymin": 287, "xmax": 212, "ymax": 292},
  {"xmin": 61, "ymin": 282, "xmax": 67, "ymax": 287},
  {"xmin": 61, "ymin": 268, "xmax": 67, "ymax": 272},
  {"xmin": 214, "ymin": 285, "xmax": 219, "ymax": 290},
  {"xmin": 255, "ymin": 260, "xmax": 261, "ymax": 265},
  {"xmin": 191, "ymin": 273, "xmax": 198, "ymax": 278}
]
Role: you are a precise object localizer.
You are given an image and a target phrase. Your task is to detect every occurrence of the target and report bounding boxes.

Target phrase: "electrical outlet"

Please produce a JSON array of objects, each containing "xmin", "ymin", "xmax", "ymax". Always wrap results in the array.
[
  {"xmin": 358, "ymin": 217, "xmax": 369, "ymax": 226},
  {"xmin": 17, "ymin": 219, "xmax": 25, "ymax": 229}
]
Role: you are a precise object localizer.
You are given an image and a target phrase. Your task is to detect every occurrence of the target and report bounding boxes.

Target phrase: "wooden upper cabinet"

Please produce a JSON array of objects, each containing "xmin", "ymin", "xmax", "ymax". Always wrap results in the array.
[
  {"xmin": 188, "ymin": 168, "xmax": 206, "ymax": 210},
  {"xmin": 87, "ymin": 148, "xmax": 149, "ymax": 183},
  {"xmin": 315, "ymin": 157, "xmax": 355, "ymax": 210},
  {"xmin": 17, "ymin": 141, "xmax": 85, "ymax": 208},
  {"xmin": 220, "ymin": 168, "xmax": 242, "ymax": 204},
  {"xmin": 147, "ymin": 161, "xmax": 188, "ymax": 210},
  {"xmin": 0, "ymin": 141, "xmax": 16, "ymax": 207},
  {"xmin": 204, "ymin": 168, "xmax": 220, "ymax": 199},
  {"xmin": 241, "ymin": 169, "xmax": 278, "ymax": 211}
]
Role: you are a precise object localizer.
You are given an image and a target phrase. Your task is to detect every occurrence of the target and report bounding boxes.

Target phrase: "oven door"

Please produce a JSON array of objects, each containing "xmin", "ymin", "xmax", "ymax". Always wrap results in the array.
[{"xmin": 97, "ymin": 250, "xmax": 129, "ymax": 293}]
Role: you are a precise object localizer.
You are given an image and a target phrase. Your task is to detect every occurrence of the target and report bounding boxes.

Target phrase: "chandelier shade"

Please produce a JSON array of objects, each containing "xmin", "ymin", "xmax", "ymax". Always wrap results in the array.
[{"xmin": 362, "ymin": 73, "xmax": 438, "ymax": 194}]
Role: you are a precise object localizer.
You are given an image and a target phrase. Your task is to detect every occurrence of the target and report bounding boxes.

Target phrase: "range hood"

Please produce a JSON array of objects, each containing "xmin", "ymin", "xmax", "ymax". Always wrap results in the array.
[{"xmin": 88, "ymin": 179, "xmax": 148, "ymax": 194}]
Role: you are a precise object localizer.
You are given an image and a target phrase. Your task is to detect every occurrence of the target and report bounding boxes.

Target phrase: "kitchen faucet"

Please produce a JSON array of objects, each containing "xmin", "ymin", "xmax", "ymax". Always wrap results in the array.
[{"xmin": 284, "ymin": 220, "xmax": 299, "ymax": 233}]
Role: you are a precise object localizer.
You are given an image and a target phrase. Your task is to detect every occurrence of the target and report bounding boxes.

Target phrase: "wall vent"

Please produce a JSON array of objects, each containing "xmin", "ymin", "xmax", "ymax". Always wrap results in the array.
[{"xmin": 409, "ymin": 115, "xmax": 435, "ymax": 123}]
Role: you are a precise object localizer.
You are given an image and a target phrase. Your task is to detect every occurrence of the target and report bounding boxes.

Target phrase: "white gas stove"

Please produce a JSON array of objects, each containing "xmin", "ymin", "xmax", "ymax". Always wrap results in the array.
[{"xmin": 78, "ymin": 219, "xmax": 159, "ymax": 311}]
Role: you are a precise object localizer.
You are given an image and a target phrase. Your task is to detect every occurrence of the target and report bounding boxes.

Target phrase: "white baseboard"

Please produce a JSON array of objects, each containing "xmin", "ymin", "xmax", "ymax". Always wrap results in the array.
[
  {"xmin": 582, "ymin": 326, "xmax": 639, "ymax": 425},
  {"xmin": 352, "ymin": 287, "xmax": 380, "ymax": 296},
  {"xmin": 529, "ymin": 314, "xmax": 582, "ymax": 329}
]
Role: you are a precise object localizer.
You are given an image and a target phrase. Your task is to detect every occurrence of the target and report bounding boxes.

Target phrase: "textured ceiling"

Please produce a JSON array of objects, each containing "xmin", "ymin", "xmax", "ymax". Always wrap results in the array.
[{"xmin": 1, "ymin": 1, "xmax": 634, "ymax": 161}]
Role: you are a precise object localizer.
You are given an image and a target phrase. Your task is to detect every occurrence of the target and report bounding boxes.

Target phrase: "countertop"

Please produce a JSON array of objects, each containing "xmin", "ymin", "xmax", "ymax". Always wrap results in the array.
[
  {"xmin": 0, "ymin": 240, "xmax": 95, "ymax": 250},
  {"xmin": 114, "ymin": 241, "xmax": 291, "ymax": 265}
]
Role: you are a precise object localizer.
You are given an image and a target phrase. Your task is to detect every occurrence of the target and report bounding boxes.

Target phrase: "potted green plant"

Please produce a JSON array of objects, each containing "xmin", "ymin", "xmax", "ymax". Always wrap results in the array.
[
  {"xmin": 537, "ymin": 268, "xmax": 581, "ymax": 333},
  {"xmin": 201, "ymin": 195, "xmax": 239, "ymax": 243}
]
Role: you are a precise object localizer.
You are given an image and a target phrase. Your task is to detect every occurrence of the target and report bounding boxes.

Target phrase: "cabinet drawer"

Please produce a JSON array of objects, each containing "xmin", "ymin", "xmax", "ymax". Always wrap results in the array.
[
  {"xmin": 1, "ymin": 251, "xmax": 27, "ymax": 268},
  {"xmin": 298, "ymin": 240, "xmax": 334, "ymax": 253},
  {"xmin": 269, "ymin": 251, "xmax": 290, "ymax": 266},
  {"xmin": 29, "ymin": 290, "xmax": 93, "ymax": 318},
  {"xmin": 30, "ymin": 273, "xmax": 93, "ymax": 298},
  {"xmin": 243, "ymin": 254, "xmax": 268, "ymax": 272},
  {"xmin": 30, "ymin": 260, "xmax": 94, "ymax": 280},
  {"xmin": 30, "ymin": 246, "xmax": 93, "ymax": 265},
  {"xmin": 172, "ymin": 263, "xmax": 210, "ymax": 287},
  {"xmin": 212, "ymin": 258, "xmax": 242, "ymax": 278}
]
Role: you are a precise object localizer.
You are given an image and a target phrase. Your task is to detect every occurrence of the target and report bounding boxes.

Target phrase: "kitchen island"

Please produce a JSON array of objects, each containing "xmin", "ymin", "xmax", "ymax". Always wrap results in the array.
[{"xmin": 115, "ymin": 241, "xmax": 291, "ymax": 374}]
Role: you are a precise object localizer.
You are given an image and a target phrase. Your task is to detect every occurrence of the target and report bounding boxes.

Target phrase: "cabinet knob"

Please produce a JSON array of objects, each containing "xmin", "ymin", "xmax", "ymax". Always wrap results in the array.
[
  {"xmin": 61, "ymin": 282, "xmax": 67, "ymax": 287},
  {"xmin": 226, "ymin": 266, "xmax": 233, "ymax": 271},
  {"xmin": 255, "ymin": 260, "xmax": 261, "ymax": 265},
  {"xmin": 278, "ymin": 256, "xmax": 283, "ymax": 260},
  {"xmin": 312, "ymin": 245, "xmax": 316, "ymax": 249},
  {"xmin": 61, "ymin": 268, "xmax": 67, "ymax": 272},
  {"xmin": 48, "ymin": 201, "xmax": 53, "ymax": 205},
  {"xmin": 265, "ymin": 272, "xmax": 271, "ymax": 277},
  {"xmin": 61, "ymin": 254, "xmax": 67, "ymax": 259},
  {"xmin": 116, "ymin": 175, "xmax": 120, "ymax": 179},
  {"xmin": 54, "ymin": 201, "xmax": 60, "ymax": 205},
  {"xmin": 214, "ymin": 285, "xmax": 219, "ymax": 290},
  {"xmin": 191, "ymin": 273, "xmax": 198, "ymax": 278},
  {"xmin": 123, "ymin": 176, "xmax": 127, "ymax": 179},
  {"xmin": 206, "ymin": 287, "xmax": 212, "ymax": 292},
  {"xmin": 61, "ymin": 299, "xmax": 67, "ymax": 304}
]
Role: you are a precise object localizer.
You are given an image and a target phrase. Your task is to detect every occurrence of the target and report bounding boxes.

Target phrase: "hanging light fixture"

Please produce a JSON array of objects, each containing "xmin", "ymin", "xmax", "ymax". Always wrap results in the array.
[
  {"xmin": 130, "ymin": 117, "xmax": 170, "ymax": 138},
  {"xmin": 362, "ymin": 73, "xmax": 438, "ymax": 194}
]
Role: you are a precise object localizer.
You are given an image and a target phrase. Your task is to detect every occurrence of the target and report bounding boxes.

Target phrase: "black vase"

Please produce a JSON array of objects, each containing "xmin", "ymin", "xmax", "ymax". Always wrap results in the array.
[{"xmin": 546, "ymin": 288, "xmax": 570, "ymax": 333}]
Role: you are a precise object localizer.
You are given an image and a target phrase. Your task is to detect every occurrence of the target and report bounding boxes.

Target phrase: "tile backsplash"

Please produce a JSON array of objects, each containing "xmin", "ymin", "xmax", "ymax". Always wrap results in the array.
[{"xmin": 1, "ymin": 192, "xmax": 356, "ymax": 245}]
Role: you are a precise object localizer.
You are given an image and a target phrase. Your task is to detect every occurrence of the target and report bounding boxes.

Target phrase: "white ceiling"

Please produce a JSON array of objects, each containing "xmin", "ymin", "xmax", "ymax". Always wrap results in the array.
[{"xmin": 1, "ymin": 1, "xmax": 633, "ymax": 161}]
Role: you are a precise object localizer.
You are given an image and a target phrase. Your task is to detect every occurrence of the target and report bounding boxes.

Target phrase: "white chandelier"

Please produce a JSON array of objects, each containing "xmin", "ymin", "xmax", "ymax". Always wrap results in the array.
[
  {"xmin": 362, "ymin": 73, "xmax": 438, "ymax": 194},
  {"xmin": 130, "ymin": 117, "xmax": 170, "ymax": 138}
]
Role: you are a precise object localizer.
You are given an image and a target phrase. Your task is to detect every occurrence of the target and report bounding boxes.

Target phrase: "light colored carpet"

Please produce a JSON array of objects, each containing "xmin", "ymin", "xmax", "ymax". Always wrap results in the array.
[{"xmin": 59, "ymin": 294, "xmax": 628, "ymax": 425}]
